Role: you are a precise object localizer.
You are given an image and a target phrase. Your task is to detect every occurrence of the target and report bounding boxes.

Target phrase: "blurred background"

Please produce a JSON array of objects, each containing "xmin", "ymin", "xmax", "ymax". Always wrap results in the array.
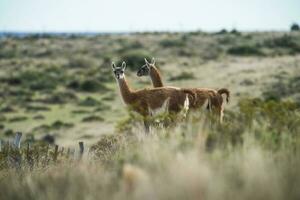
[{"xmin": 0, "ymin": 0, "xmax": 300, "ymax": 145}]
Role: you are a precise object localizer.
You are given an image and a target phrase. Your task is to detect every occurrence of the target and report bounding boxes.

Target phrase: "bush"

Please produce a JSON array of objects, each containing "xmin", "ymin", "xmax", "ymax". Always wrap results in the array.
[
  {"xmin": 169, "ymin": 72, "xmax": 195, "ymax": 81},
  {"xmin": 68, "ymin": 79, "xmax": 108, "ymax": 93},
  {"xmin": 67, "ymin": 80, "xmax": 81, "ymax": 90},
  {"xmin": 4, "ymin": 129, "xmax": 14, "ymax": 137},
  {"xmin": 263, "ymin": 35, "xmax": 300, "ymax": 53},
  {"xmin": 0, "ymin": 105, "xmax": 15, "ymax": 113},
  {"xmin": 93, "ymin": 104, "xmax": 110, "ymax": 112},
  {"xmin": 90, "ymin": 134, "xmax": 124, "ymax": 164},
  {"xmin": 79, "ymin": 97, "xmax": 100, "ymax": 107},
  {"xmin": 120, "ymin": 50, "xmax": 151, "ymax": 70},
  {"xmin": 227, "ymin": 45, "xmax": 263, "ymax": 56},
  {"xmin": 71, "ymin": 109, "xmax": 90, "ymax": 114},
  {"xmin": 80, "ymin": 80, "xmax": 106, "ymax": 92},
  {"xmin": 215, "ymin": 29, "xmax": 228, "ymax": 35},
  {"xmin": 51, "ymin": 120, "xmax": 74, "ymax": 129},
  {"xmin": 41, "ymin": 91, "xmax": 78, "ymax": 104},
  {"xmin": 82, "ymin": 115, "xmax": 104, "ymax": 122},
  {"xmin": 15, "ymin": 70, "xmax": 59, "ymax": 91},
  {"xmin": 25, "ymin": 105, "xmax": 50, "ymax": 112},
  {"xmin": 230, "ymin": 28, "xmax": 241, "ymax": 35},
  {"xmin": 238, "ymin": 99, "xmax": 300, "ymax": 142},
  {"xmin": 159, "ymin": 38, "xmax": 185, "ymax": 47},
  {"xmin": 66, "ymin": 56, "xmax": 96, "ymax": 68},
  {"xmin": 32, "ymin": 114, "xmax": 45, "ymax": 120},
  {"xmin": 117, "ymin": 40, "xmax": 144, "ymax": 53},
  {"xmin": 263, "ymin": 75, "xmax": 300, "ymax": 102},
  {"xmin": 291, "ymin": 23, "xmax": 300, "ymax": 31},
  {"xmin": 33, "ymin": 120, "xmax": 74, "ymax": 132},
  {"xmin": 41, "ymin": 134, "xmax": 55, "ymax": 144},
  {"xmin": 0, "ymin": 45, "xmax": 19, "ymax": 59}
]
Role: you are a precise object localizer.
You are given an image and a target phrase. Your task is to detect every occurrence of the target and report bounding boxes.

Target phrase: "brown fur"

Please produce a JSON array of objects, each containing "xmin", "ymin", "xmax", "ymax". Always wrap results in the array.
[
  {"xmin": 149, "ymin": 65, "xmax": 164, "ymax": 87},
  {"xmin": 143, "ymin": 63, "xmax": 230, "ymax": 123},
  {"xmin": 117, "ymin": 78, "xmax": 195, "ymax": 117}
]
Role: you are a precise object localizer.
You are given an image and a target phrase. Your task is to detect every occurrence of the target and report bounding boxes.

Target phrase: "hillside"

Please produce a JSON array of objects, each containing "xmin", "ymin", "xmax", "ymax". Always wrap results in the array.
[
  {"xmin": 0, "ymin": 31, "xmax": 300, "ymax": 145},
  {"xmin": 0, "ymin": 31, "xmax": 300, "ymax": 200}
]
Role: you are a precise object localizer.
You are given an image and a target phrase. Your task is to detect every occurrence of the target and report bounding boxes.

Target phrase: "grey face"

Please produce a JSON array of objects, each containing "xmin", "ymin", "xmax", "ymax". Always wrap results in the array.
[
  {"xmin": 136, "ymin": 64, "xmax": 150, "ymax": 77},
  {"xmin": 112, "ymin": 62, "xmax": 126, "ymax": 79}
]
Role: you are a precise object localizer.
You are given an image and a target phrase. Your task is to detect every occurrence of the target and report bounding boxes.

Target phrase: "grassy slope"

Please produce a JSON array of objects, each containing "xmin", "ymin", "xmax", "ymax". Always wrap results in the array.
[
  {"xmin": 0, "ymin": 31, "xmax": 300, "ymax": 200},
  {"xmin": 0, "ymin": 31, "xmax": 299, "ymax": 146}
]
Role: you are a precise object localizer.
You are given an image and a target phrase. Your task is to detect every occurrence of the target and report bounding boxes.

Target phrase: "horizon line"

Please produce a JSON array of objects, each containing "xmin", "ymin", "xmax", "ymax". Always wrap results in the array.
[{"xmin": 0, "ymin": 28, "xmax": 292, "ymax": 34}]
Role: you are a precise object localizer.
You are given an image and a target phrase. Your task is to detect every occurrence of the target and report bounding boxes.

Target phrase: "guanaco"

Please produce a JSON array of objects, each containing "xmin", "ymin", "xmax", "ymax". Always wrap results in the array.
[
  {"xmin": 137, "ymin": 58, "xmax": 230, "ymax": 123},
  {"xmin": 112, "ymin": 61, "xmax": 199, "ymax": 133}
]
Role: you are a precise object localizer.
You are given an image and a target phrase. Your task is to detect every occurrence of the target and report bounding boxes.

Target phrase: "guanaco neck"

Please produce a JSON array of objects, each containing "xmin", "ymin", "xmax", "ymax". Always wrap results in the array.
[
  {"xmin": 117, "ymin": 76, "xmax": 135, "ymax": 104},
  {"xmin": 149, "ymin": 66, "xmax": 164, "ymax": 87}
]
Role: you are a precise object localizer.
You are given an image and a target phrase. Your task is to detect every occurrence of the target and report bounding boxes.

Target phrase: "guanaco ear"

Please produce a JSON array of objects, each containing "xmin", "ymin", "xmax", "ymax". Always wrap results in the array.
[
  {"xmin": 121, "ymin": 61, "xmax": 126, "ymax": 70},
  {"xmin": 144, "ymin": 58, "xmax": 150, "ymax": 65},
  {"xmin": 151, "ymin": 57, "xmax": 155, "ymax": 65},
  {"xmin": 112, "ymin": 62, "xmax": 116, "ymax": 69}
]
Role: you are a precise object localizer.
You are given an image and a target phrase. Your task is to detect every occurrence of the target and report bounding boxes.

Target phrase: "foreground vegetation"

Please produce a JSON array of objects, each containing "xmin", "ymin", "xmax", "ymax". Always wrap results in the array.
[
  {"xmin": 1, "ymin": 31, "xmax": 300, "ymax": 144},
  {"xmin": 0, "ymin": 31, "xmax": 300, "ymax": 199},
  {"xmin": 0, "ymin": 97, "xmax": 300, "ymax": 200}
]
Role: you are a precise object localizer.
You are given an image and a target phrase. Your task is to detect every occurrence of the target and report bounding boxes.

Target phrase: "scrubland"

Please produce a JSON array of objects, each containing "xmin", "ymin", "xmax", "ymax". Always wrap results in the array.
[{"xmin": 0, "ymin": 31, "xmax": 300, "ymax": 199}]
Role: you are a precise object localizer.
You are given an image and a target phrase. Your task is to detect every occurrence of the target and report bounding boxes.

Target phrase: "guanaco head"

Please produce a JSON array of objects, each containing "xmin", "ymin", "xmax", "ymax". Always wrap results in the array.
[
  {"xmin": 112, "ymin": 61, "xmax": 126, "ymax": 79},
  {"xmin": 136, "ymin": 58, "xmax": 155, "ymax": 77}
]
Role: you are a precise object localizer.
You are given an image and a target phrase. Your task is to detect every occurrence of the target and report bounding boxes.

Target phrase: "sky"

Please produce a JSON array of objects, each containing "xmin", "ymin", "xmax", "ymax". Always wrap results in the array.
[{"xmin": 0, "ymin": 0, "xmax": 299, "ymax": 32}]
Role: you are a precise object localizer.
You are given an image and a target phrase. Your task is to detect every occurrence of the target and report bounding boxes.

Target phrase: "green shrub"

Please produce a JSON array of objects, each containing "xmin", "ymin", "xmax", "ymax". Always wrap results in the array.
[
  {"xmin": 227, "ymin": 45, "xmax": 263, "ymax": 56},
  {"xmin": 263, "ymin": 35, "xmax": 300, "ymax": 53},
  {"xmin": 67, "ymin": 80, "xmax": 81, "ymax": 90},
  {"xmin": 68, "ymin": 79, "xmax": 108, "ymax": 93},
  {"xmin": 41, "ymin": 91, "xmax": 78, "ymax": 104},
  {"xmin": 80, "ymin": 79, "xmax": 107, "ymax": 92},
  {"xmin": 169, "ymin": 72, "xmax": 195, "ymax": 81},
  {"xmin": 51, "ymin": 120, "xmax": 74, "ymax": 129},
  {"xmin": 291, "ymin": 23, "xmax": 300, "ymax": 31},
  {"xmin": 205, "ymin": 98, "xmax": 300, "ymax": 150},
  {"xmin": 33, "ymin": 120, "xmax": 74, "ymax": 132},
  {"xmin": 101, "ymin": 93, "xmax": 115, "ymax": 101},
  {"xmin": 4, "ymin": 129, "xmax": 14, "ymax": 137},
  {"xmin": 240, "ymin": 79, "xmax": 254, "ymax": 86},
  {"xmin": 32, "ymin": 114, "xmax": 45, "ymax": 120},
  {"xmin": 71, "ymin": 109, "xmax": 90, "ymax": 114},
  {"xmin": 263, "ymin": 75, "xmax": 300, "ymax": 102},
  {"xmin": 120, "ymin": 50, "xmax": 151, "ymax": 70},
  {"xmin": 238, "ymin": 98, "xmax": 300, "ymax": 135},
  {"xmin": 90, "ymin": 134, "xmax": 124, "ymax": 164},
  {"xmin": 0, "ymin": 46, "xmax": 19, "ymax": 59},
  {"xmin": 15, "ymin": 70, "xmax": 60, "ymax": 91},
  {"xmin": 230, "ymin": 28, "xmax": 241, "ymax": 35},
  {"xmin": 117, "ymin": 40, "xmax": 143, "ymax": 53},
  {"xmin": 1, "ymin": 76, "xmax": 22, "ymax": 85},
  {"xmin": 25, "ymin": 105, "xmax": 50, "ymax": 112},
  {"xmin": 8, "ymin": 116, "xmax": 28, "ymax": 122},
  {"xmin": 215, "ymin": 29, "xmax": 228, "ymax": 35},
  {"xmin": 79, "ymin": 97, "xmax": 100, "ymax": 107},
  {"xmin": 66, "ymin": 56, "xmax": 96, "ymax": 68},
  {"xmin": 0, "ymin": 105, "xmax": 15, "ymax": 113},
  {"xmin": 159, "ymin": 38, "xmax": 185, "ymax": 47},
  {"xmin": 217, "ymin": 35, "xmax": 237, "ymax": 46},
  {"xmin": 82, "ymin": 115, "xmax": 104, "ymax": 122},
  {"xmin": 93, "ymin": 104, "xmax": 110, "ymax": 112}
]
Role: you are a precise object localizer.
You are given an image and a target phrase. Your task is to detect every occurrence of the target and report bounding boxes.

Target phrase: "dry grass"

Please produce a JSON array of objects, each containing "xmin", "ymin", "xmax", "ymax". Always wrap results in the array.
[
  {"xmin": 1, "ymin": 99, "xmax": 300, "ymax": 200},
  {"xmin": 1, "ymin": 32, "xmax": 300, "ymax": 199}
]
